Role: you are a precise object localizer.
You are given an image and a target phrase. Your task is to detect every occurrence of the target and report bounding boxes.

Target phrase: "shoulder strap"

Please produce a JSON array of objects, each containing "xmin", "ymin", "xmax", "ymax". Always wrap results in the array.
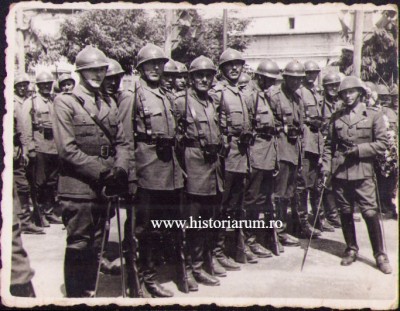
[
  {"xmin": 69, "ymin": 93, "xmax": 115, "ymax": 146},
  {"xmin": 253, "ymin": 91, "xmax": 260, "ymax": 128},
  {"xmin": 188, "ymin": 98, "xmax": 206, "ymax": 147},
  {"xmin": 134, "ymin": 82, "xmax": 153, "ymax": 139}
]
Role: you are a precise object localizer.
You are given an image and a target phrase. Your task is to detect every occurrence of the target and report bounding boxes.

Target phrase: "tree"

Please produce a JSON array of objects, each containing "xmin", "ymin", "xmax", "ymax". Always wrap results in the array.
[{"xmin": 171, "ymin": 10, "xmax": 250, "ymax": 66}]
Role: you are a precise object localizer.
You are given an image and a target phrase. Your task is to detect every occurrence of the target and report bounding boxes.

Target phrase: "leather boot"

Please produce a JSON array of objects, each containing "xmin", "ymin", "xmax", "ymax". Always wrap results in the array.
[
  {"xmin": 339, "ymin": 213, "xmax": 359, "ymax": 266},
  {"xmin": 364, "ymin": 214, "xmax": 392, "ymax": 274},
  {"xmin": 37, "ymin": 204, "xmax": 50, "ymax": 227},
  {"xmin": 18, "ymin": 192, "xmax": 45, "ymax": 234},
  {"xmin": 64, "ymin": 248, "xmax": 85, "ymax": 297},
  {"xmin": 296, "ymin": 191, "xmax": 322, "ymax": 239},
  {"xmin": 276, "ymin": 198, "xmax": 300, "ymax": 246},
  {"xmin": 10, "ymin": 281, "xmax": 36, "ymax": 297}
]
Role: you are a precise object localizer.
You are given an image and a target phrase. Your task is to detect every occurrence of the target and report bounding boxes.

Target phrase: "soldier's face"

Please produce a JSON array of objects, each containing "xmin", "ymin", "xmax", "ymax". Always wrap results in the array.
[
  {"xmin": 191, "ymin": 70, "xmax": 214, "ymax": 93},
  {"xmin": 324, "ymin": 83, "xmax": 340, "ymax": 97},
  {"xmin": 174, "ymin": 74, "xmax": 187, "ymax": 91},
  {"xmin": 257, "ymin": 75, "xmax": 275, "ymax": 91},
  {"xmin": 378, "ymin": 94, "xmax": 392, "ymax": 107},
  {"xmin": 37, "ymin": 82, "xmax": 53, "ymax": 95},
  {"xmin": 15, "ymin": 82, "xmax": 29, "ymax": 97},
  {"xmin": 80, "ymin": 67, "xmax": 107, "ymax": 89},
  {"xmin": 340, "ymin": 88, "xmax": 361, "ymax": 106},
  {"xmin": 221, "ymin": 60, "xmax": 243, "ymax": 82},
  {"xmin": 141, "ymin": 60, "xmax": 165, "ymax": 83},
  {"xmin": 60, "ymin": 80, "xmax": 75, "ymax": 92},
  {"xmin": 305, "ymin": 71, "xmax": 319, "ymax": 84},
  {"xmin": 102, "ymin": 74, "xmax": 122, "ymax": 95},
  {"xmin": 284, "ymin": 76, "xmax": 303, "ymax": 92},
  {"xmin": 160, "ymin": 73, "xmax": 175, "ymax": 90}
]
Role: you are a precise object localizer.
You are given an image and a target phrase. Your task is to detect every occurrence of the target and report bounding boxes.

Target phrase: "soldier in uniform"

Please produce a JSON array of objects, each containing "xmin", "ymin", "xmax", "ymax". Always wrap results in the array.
[
  {"xmin": 375, "ymin": 84, "xmax": 398, "ymax": 220},
  {"xmin": 389, "ymin": 84, "xmax": 398, "ymax": 113},
  {"xmin": 320, "ymin": 73, "xmax": 343, "ymax": 228},
  {"xmin": 58, "ymin": 73, "xmax": 75, "ymax": 93},
  {"xmin": 52, "ymin": 45, "xmax": 131, "ymax": 297},
  {"xmin": 175, "ymin": 55, "xmax": 222, "ymax": 289},
  {"xmin": 295, "ymin": 61, "xmax": 334, "ymax": 239},
  {"xmin": 160, "ymin": 59, "xmax": 179, "ymax": 97},
  {"xmin": 13, "ymin": 73, "xmax": 44, "ymax": 234},
  {"xmin": 268, "ymin": 60, "xmax": 304, "ymax": 247},
  {"xmin": 364, "ymin": 81, "xmax": 378, "ymax": 108},
  {"xmin": 101, "ymin": 58, "xmax": 125, "ymax": 105},
  {"xmin": 321, "ymin": 76, "xmax": 392, "ymax": 274},
  {"xmin": 243, "ymin": 59, "xmax": 280, "ymax": 258},
  {"xmin": 210, "ymin": 48, "xmax": 254, "ymax": 268},
  {"xmin": 174, "ymin": 61, "xmax": 188, "ymax": 92},
  {"xmin": 118, "ymin": 43, "xmax": 184, "ymax": 298},
  {"xmin": 20, "ymin": 71, "xmax": 62, "ymax": 227}
]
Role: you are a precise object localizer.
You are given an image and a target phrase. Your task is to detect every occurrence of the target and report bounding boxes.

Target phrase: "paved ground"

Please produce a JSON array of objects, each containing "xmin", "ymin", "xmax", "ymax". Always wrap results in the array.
[{"xmin": 22, "ymin": 211, "xmax": 398, "ymax": 308}]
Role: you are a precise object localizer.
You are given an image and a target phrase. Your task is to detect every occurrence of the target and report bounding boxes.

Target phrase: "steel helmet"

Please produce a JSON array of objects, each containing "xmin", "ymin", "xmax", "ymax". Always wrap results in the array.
[
  {"xmin": 75, "ymin": 45, "xmax": 109, "ymax": 71},
  {"xmin": 175, "ymin": 61, "xmax": 188, "ymax": 74},
  {"xmin": 282, "ymin": 60, "xmax": 305, "ymax": 77},
  {"xmin": 189, "ymin": 56, "xmax": 217, "ymax": 73},
  {"xmin": 35, "ymin": 71, "xmax": 55, "ymax": 84},
  {"xmin": 255, "ymin": 59, "xmax": 280, "ymax": 79},
  {"xmin": 58, "ymin": 73, "xmax": 75, "ymax": 84},
  {"xmin": 106, "ymin": 58, "xmax": 125, "ymax": 77},
  {"xmin": 338, "ymin": 76, "xmax": 366, "ymax": 94},
  {"xmin": 376, "ymin": 84, "xmax": 390, "ymax": 96},
  {"xmin": 389, "ymin": 84, "xmax": 398, "ymax": 96},
  {"xmin": 304, "ymin": 60, "xmax": 321, "ymax": 72},
  {"xmin": 219, "ymin": 48, "xmax": 245, "ymax": 67},
  {"xmin": 322, "ymin": 73, "xmax": 341, "ymax": 85},
  {"xmin": 364, "ymin": 81, "xmax": 377, "ymax": 93},
  {"xmin": 14, "ymin": 73, "xmax": 30, "ymax": 86},
  {"xmin": 238, "ymin": 73, "xmax": 251, "ymax": 86},
  {"xmin": 136, "ymin": 43, "xmax": 169, "ymax": 69},
  {"xmin": 163, "ymin": 59, "xmax": 179, "ymax": 73}
]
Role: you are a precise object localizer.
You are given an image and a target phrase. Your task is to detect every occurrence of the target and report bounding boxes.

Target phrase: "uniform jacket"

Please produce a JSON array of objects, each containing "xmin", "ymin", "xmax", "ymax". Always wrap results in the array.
[
  {"xmin": 210, "ymin": 78, "xmax": 251, "ymax": 174},
  {"xmin": 267, "ymin": 83, "xmax": 303, "ymax": 166},
  {"xmin": 246, "ymin": 87, "xmax": 278, "ymax": 171},
  {"xmin": 175, "ymin": 88, "xmax": 223, "ymax": 195},
  {"xmin": 109, "ymin": 89, "xmax": 137, "ymax": 183},
  {"xmin": 322, "ymin": 102, "xmax": 388, "ymax": 180},
  {"xmin": 320, "ymin": 96, "xmax": 343, "ymax": 136},
  {"xmin": 121, "ymin": 78, "xmax": 184, "ymax": 191},
  {"xmin": 298, "ymin": 86, "xmax": 324, "ymax": 155},
  {"xmin": 14, "ymin": 94, "xmax": 26, "ymax": 157},
  {"xmin": 52, "ymin": 84, "xmax": 130, "ymax": 199},
  {"xmin": 20, "ymin": 93, "xmax": 58, "ymax": 155},
  {"xmin": 381, "ymin": 106, "xmax": 398, "ymax": 132}
]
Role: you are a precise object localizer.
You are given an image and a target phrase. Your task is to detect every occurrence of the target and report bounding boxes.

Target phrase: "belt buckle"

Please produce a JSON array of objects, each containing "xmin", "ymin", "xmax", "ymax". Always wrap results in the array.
[{"xmin": 100, "ymin": 145, "xmax": 110, "ymax": 159}]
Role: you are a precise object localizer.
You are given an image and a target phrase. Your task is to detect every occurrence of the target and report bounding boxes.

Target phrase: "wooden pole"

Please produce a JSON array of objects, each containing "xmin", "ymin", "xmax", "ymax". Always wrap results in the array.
[
  {"xmin": 352, "ymin": 10, "xmax": 364, "ymax": 78},
  {"xmin": 165, "ymin": 10, "xmax": 173, "ymax": 58},
  {"xmin": 223, "ymin": 9, "xmax": 228, "ymax": 51}
]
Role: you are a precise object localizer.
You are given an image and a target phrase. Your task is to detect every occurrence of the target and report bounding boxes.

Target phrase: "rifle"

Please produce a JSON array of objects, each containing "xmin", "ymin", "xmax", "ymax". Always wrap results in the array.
[
  {"xmin": 266, "ymin": 202, "xmax": 280, "ymax": 256},
  {"xmin": 124, "ymin": 203, "xmax": 143, "ymax": 298},
  {"xmin": 176, "ymin": 195, "xmax": 189, "ymax": 293}
]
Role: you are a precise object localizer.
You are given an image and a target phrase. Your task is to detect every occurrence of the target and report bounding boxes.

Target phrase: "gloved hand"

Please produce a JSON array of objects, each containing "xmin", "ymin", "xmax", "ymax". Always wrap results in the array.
[
  {"xmin": 319, "ymin": 170, "xmax": 331, "ymax": 189},
  {"xmin": 100, "ymin": 167, "xmax": 128, "ymax": 196},
  {"xmin": 344, "ymin": 146, "xmax": 359, "ymax": 160},
  {"xmin": 125, "ymin": 181, "xmax": 138, "ymax": 203}
]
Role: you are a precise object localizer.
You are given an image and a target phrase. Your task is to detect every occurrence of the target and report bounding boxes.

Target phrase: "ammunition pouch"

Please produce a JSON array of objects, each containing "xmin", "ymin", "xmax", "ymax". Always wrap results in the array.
[
  {"xmin": 286, "ymin": 125, "xmax": 301, "ymax": 140},
  {"xmin": 32, "ymin": 122, "xmax": 40, "ymax": 132},
  {"xmin": 256, "ymin": 126, "xmax": 276, "ymax": 139},
  {"xmin": 43, "ymin": 127, "xmax": 54, "ymax": 140},
  {"xmin": 305, "ymin": 117, "xmax": 323, "ymax": 133},
  {"xmin": 100, "ymin": 145, "xmax": 116, "ymax": 159},
  {"xmin": 238, "ymin": 131, "xmax": 255, "ymax": 147}
]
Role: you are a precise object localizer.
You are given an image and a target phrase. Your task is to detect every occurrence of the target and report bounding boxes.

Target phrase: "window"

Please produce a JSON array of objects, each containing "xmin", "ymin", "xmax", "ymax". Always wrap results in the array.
[{"xmin": 289, "ymin": 17, "xmax": 295, "ymax": 29}]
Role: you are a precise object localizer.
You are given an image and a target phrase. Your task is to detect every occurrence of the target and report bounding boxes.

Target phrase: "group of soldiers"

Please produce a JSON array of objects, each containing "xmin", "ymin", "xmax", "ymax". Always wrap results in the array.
[{"xmin": 12, "ymin": 43, "xmax": 397, "ymax": 298}]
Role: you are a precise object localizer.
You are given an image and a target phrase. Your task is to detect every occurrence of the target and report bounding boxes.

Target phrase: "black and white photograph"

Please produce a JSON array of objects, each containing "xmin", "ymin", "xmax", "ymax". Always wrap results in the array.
[{"xmin": 1, "ymin": 1, "xmax": 398, "ymax": 308}]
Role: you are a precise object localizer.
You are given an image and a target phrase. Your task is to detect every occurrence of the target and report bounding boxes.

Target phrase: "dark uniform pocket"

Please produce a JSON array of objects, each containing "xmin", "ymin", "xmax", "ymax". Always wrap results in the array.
[{"xmin": 258, "ymin": 106, "xmax": 272, "ymax": 126}]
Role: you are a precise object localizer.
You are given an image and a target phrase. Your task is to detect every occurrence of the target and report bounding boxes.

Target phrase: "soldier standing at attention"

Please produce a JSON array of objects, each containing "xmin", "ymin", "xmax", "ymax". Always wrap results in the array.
[
  {"xmin": 268, "ymin": 60, "xmax": 304, "ymax": 247},
  {"xmin": 174, "ymin": 61, "xmax": 189, "ymax": 92},
  {"xmin": 160, "ymin": 59, "xmax": 179, "ymax": 98},
  {"xmin": 322, "ymin": 76, "xmax": 392, "ymax": 274},
  {"xmin": 175, "ymin": 56, "xmax": 222, "ymax": 290},
  {"xmin": 295, "ymin": 61, "xmax": 334, "ymax": 239},
  {"xmin": 52, "ymin": 45, "xmax": 130, "ymax": 297},
  {"xmin": 14, "ymin": 73, "xmax": 44, "ymax": 234},
  {"xmin": 20, "ymin": 71, "xmax": 62, "ymax": 227},
  {"xmin": 320, "ymin": 73, "xmax": 343, "ymax": 228},
  {"xmin": 58, "ymin": 73, "xmax": 75, "ymax": 93},
  {"xmin": 118, "ymin": 43, "xmax": 184, "ymax": 298},
  {"xmin": 243, "ymin": 59, "xmax": 280, "ymax": 257},
  {"xmin": 210, "ymin": 48, "xmax": 253, "ymax": 268},
  {"xmin": 101, "ymin": 58, "xmax": 126, "ymax": 106}
]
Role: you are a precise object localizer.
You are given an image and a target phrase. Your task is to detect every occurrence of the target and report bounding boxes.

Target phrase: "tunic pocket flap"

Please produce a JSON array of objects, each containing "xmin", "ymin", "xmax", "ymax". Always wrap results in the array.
[{"xmin": 151, "ymin": 107, "xmax": 163, "ymax": 116}]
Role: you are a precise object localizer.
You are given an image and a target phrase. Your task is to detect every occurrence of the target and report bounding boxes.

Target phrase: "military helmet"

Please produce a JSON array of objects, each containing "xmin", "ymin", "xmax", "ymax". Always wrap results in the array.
[
  {"xmin": 75, "ymin": 45, "xmax": 109, "ymax": 71},
  {"xmin": 364, "ymin": 81, "xmax": 377, "ymax": 93},
  {"xmin": 58, "ymin": 73, "xmax": 75, "ymax": 84},
  {"xmin": 338, "ymin": 76, "xmax": 366, "ymax": 94},
  {"xmin": 106, "ymin": 58, "xmax": 125, "ymax": 77},
  {"xmin": 255, "ymin": 59, "xmax": 280, "ymax": 79},
  {"xmin": 219, "ymin": 48, "xmax": 245, "ymax": 67},
  {"xmin": 322, "ymin": 73, "xmax": 341, "ymax": 86},
  {"xmin": 35, "ymin": 71, "xmax": 55, "ymax": 84},
  {"xmin": 283, "ymin": 60, "xmax": 305, "ymax": 77},
  {"xmin": 163, "ymin": 59, "xmax": 179, "ymax": 73},
  {"xmin": 389, "ymin": 84, "xmax": 398, "ymax": 96},
  {"xmin": 304, "ymin": 60, "xmax": 320, "ymax": 72},
  {"xmin": 376, "ymin": 84, "xmax": 390, "ymax": 96},
  {"xmin": 14, "ymin": 73, "xmax": 30, "ymax": 86},
  {"xmin": 175, "ymin": 61, "xmax": 188, "ymax": 74},
  {"xmin": 238, "ymin": 73, "xmax": 251, "ymax": 86},
  {"xmin": 136, "ymin": 43, "xmax": 169, "ymax": 69},
  {"xmin": 189, "ymin": 56, "xmax": 217, "ymax": 73}
]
